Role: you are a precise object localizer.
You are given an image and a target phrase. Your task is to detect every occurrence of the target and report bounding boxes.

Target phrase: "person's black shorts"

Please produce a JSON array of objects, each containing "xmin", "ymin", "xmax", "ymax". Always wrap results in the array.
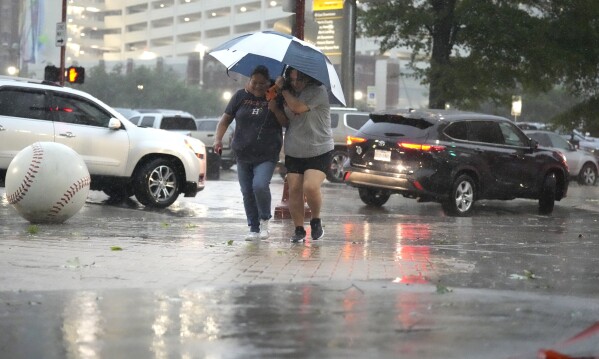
[{"xmin": 285, "ymin": 150, "xmax": 333, "ymax": 175}]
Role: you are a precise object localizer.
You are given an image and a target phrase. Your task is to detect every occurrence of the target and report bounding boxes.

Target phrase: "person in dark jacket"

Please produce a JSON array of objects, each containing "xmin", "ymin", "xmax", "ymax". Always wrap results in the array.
[{"xmin": 214, "ymin": 65, "xmax": 284, "ymax": 240}]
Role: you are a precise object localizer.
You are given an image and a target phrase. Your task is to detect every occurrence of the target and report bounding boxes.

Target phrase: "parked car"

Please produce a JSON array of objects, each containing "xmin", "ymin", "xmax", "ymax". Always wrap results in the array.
[
  {"xmin": 129, "ymin": 110, "xmax": 221, "ymax": 180},
  {"xmin": 327, "ymin": 107, "xmax": 370, "ymax": 182},
  {"xmin": 278, "ymin": 107, "xmax": 370, "ymax": 182},
  {"xmin": 562, "ymin": 129, "xmax": 599, "ymax": 156},
  {"xmin": 0, "ymin": 76, "xmax": 206, "ymax": 208},
  {"xmin": 195, "ymin": 117, "xmax": 236, "ymax": 170},
  {"xmin": 524, "ymin": 130, "xmax": 598, "ymax": 185},
  {"xmin": 343, "ymin": 109, "xmax": 569, "ymax": 216}
]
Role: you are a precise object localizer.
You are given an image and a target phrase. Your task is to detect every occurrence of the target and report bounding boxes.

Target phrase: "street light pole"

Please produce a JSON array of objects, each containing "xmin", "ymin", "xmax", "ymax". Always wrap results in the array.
[{"xmin": 60, "ymin": 0, "xmax": 67, "ymax": 85}]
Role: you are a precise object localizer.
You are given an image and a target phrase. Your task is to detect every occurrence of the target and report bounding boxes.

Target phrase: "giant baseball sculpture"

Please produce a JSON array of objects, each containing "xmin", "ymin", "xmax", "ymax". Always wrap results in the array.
[{"xmin": 6, "ymin": 142, "xmax": 91, "ymax": 224}]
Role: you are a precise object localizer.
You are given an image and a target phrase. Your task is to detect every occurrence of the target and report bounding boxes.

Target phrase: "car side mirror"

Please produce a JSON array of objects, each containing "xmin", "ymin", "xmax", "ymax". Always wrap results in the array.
[
  {"xmin": 108, "ymin": 118, "xmax": 122, "ymax": 130},
  {"xmin": 529, "ymin": 138, "xmax": 538, "ymax": 149}
]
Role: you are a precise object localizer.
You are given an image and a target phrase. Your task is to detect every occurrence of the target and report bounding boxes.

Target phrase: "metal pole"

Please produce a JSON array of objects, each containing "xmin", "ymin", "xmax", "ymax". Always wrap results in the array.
[
  {"xmin": 342, "ymin": 0, "xmax": 356, "ymax": 108},
  {"xmin": 60, "ymin": 0, "xmax": 66, "ymax": 86}
]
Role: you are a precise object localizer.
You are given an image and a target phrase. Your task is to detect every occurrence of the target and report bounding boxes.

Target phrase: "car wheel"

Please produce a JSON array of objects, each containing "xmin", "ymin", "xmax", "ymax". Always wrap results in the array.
[
  {"xmin": 442, "ymin": 174, "xmax": 476, "ymax": 216},
  {"xmin": 538, "ymin": 173, "xmax": 556, "ymax": 215},
  {"xmin": 358, "ymin": 187, "xmax": 391, "ymax": 207},
  {"xmin": 103, "ymin": 185, "xmax": 133, "ymax": 200},
  {"xmin": 326, "ymin": 150, "xmax": 348, "ymax": 183},
  {"xmin": 133, "ymin": 158, "xmax": 181, "ymax": 208},
  {"xmin": 577, "ymin": 163, "xmax": 597, "ymax": 185}
]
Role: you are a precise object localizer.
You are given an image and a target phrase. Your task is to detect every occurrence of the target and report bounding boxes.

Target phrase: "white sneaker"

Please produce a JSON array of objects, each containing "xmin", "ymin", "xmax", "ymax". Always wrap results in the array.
[
  {"xmin": 259, "ymin": 219, "xmax": 270, "ymax": 239},
  {"xmin": 245, "ymin": 232, "xmax": 260, "ymax": 241}
]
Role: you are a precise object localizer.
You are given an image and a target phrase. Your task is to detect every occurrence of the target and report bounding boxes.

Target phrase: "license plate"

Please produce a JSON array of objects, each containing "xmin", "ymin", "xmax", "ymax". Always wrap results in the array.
[{"xmin": 374, "ymin": 149, "xmax": 391, "ymax": 162}]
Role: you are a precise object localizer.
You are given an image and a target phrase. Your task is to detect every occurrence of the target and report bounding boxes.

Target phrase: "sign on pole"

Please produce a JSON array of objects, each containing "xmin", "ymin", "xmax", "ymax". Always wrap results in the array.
[{"xmin": 56, "ymin": 22, "xmax": 66, "ymax": 47}]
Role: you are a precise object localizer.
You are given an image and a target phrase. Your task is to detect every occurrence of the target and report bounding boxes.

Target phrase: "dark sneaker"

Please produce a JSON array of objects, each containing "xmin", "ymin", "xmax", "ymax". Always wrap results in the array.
[
  {"xmin": 310, "ymin": 218, "xmax": 324, "ymax": 240},
  {"xmin": 290, "ymin": 226, "xmax": 306, "ymax": 243}
]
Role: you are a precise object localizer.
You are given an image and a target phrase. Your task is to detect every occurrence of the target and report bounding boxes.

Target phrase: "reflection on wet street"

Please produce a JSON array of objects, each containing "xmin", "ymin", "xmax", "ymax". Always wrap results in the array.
[{"xmin": 1, "ymin": 172, "xmax": 599, "ymax": 358}]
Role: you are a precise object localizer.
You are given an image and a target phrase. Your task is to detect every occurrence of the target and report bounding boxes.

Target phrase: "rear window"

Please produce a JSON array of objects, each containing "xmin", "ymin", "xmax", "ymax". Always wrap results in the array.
[
  {"xmin": 362, "ymin": 114, "xmax": 434, "ymax": 138},
  {"xmin": 160, "ymin": 116, "xmax": 197, "ymax": 130},
  {"xmin": 197, "ymin": 120, "xmax": 217, "ymax": 131}
]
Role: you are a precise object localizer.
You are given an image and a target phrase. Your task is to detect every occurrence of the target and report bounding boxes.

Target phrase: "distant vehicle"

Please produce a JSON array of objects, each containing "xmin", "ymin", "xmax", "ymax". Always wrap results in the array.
[
  {"xmin": 0, "ymin": 76, "xmax": 207, "ymax": 208},
  {"xmin": 195, "ymin": 117, "xmax": 236, "ymax": 170},
  {"xmin": 562, "ymin": 129, "xmax": 599, "ymax": 156},
  {"xmin": 129, "ymin": 110, "xmax": 221, "ymax": 179},
  {"xmin": 112, "ymin": 107, "xmax": 140, "ymax": 119},
  {"xmin": 343, "ymin": 109, "xmax": 569, "ymax": 216},
  {"xmin": 525, "ymin": 130, "xmax": 598, "ymax": 186},
  {"xmin": 516, "ymin": 122, "xmax": 549, "ymax": 130}
]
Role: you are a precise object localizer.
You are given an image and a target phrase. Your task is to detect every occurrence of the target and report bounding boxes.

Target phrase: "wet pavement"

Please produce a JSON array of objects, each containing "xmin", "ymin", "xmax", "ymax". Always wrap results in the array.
[{"xmin": 1, "ymin": 169, "xmax": 599, "ymax": 358}]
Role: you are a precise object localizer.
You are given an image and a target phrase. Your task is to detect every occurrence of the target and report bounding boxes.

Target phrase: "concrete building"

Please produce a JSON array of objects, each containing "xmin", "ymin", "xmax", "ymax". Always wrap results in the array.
[{"xmin": 3, "ymin": 0, "xmax": 428, "ymax": 109}]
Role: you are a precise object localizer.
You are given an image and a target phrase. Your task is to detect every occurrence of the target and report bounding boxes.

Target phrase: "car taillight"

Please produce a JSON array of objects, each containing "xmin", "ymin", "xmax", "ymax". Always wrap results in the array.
[
  {"xmin": 398, "ymin": 142, "xmax": 445, "ymax": 152},
  {"xmin": 347, "ymin": 136, "xmax": 367, "ymax": 145}
]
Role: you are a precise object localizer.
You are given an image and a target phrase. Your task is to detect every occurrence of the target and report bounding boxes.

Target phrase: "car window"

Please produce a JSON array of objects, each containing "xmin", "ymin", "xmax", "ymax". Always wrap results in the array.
[
  {"xmin": 366, "ymin": 114, "xmax": 433, "ymax": 138},
  {"xmin": 469, "ymin": 121, "xmax": 504, "ymax": 144},
  {"xmin": 330, "ymin": 113, "xmax": 339, "ymax": 128},
  {"xmin": 0, "ymin": 88, "xmax": 48, "ymax": 120},
  {"xmin": 498, "ymin": 122, "xmax": 527, "ymax": 146},
  {"xmin": 444, "ymin": 121, "xmax": 468, "ymax": 140},
  {"xmin": 129, "ymin": 115, "xmax": 140, "ymax": 124},
  {"xmin": 197, "ymin": 121, "xmax": 217, "ymax": 131},
  {"xmin": 346, "ymin": 114, "xmax": 369, "ymax": 130},
  {"xmin": 547, "ymin": 133, "xmax": 571, "ymax": 150},
  {"xmin": 527, "ymin": 132, "xmax": 552, "ymax": 147},
  {"xmin": 51, "ymin": 93, "xmax": 113, "ymax": 127},
  {"xmin": 140, "ymin": 116, "xmax": 155, "ymax": 127},
  {"xmin": 160, "ymin": 116, "xmax": 197, "ymax": 130}
]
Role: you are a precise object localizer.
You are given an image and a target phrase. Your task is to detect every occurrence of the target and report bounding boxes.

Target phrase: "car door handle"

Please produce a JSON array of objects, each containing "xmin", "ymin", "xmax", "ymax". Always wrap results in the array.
[
  {"xmin": 207, "ymin": 134, "xmax": 214, "ymax": 137},
  {"xmin": 59, "ymin": 132, "xmax": 76, "ymax": 138},
  {"xmin": 0, "ymin": 125, "xmax": 5, "ymax": 131}
]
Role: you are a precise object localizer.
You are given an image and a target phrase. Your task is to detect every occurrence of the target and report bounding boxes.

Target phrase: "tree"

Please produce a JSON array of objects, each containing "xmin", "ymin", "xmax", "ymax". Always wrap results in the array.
[
  {"xmin": 73, "ymin": 62, "xmax": 224, "ymax": 118},
  {"xmin": 358, "ymin": 0, "xmax": 599, "ymax": 113}
]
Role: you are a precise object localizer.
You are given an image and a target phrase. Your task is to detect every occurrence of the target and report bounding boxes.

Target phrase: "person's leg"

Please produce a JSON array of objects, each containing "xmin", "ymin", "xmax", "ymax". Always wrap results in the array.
[
  {"xmin": 252, "ymin": 161, "xmax": 277, "ymax": 239},
  {"xmin": 237, "ymin": 161, "xmax": 260, "ymax": 236},
  {"xmin": 252, "ymin": 161, "xmax": 277, "ymax": 220},
  {"xmin": 286, "ymin": 172, "xmax": 305, "ymax": 227},
  {"xmin": 302, "ymin": 169, "xmax": 326, "ymax": 219}
]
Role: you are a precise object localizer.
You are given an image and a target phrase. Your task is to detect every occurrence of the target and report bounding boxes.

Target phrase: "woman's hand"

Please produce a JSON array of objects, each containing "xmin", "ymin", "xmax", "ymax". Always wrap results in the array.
[{"xmin": 213, "ymin": 139, "xmax": 223, "ymax": 155}]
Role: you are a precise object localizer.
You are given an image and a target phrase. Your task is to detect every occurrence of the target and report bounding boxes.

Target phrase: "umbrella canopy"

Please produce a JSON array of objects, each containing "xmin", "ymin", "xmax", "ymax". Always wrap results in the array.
[{"xmin": 209, "ymin": 30, "xmax": 346, "ymax": 106}]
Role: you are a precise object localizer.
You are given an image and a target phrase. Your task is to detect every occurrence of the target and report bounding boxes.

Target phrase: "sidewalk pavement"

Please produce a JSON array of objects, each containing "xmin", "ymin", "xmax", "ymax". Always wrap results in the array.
[{"xmin": 1, "ymin": 175, "xmax": 599, "ymax": 358}]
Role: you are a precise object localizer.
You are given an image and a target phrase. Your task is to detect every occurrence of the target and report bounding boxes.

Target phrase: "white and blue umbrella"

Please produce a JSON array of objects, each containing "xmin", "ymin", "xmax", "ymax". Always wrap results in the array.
[{"xmin": 209, "ymin": 30, "xmax": 346, "ymax": 106}]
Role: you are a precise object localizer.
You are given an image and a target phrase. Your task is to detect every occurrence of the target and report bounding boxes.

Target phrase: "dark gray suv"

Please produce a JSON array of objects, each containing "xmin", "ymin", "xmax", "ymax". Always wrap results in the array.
[{"xmin": 343, "ymin": 109, "xmax": 569, "ymax": 216}]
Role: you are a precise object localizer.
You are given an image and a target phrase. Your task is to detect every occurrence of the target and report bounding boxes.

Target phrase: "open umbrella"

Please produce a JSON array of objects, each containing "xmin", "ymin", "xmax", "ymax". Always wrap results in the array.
[{"xmin": 209, "ymin": 30, "xmax": 346, "ymax": 106}]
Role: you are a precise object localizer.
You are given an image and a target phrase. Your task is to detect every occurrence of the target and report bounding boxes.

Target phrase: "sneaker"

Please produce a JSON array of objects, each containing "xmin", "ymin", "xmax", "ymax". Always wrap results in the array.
[
  {"xmin": 259, "ymin": 219, "xmax": 270, "ymax": 239},
  {"xmin": 310, "ymin": 218, "xmax": 324, "ymax": 240},
  {"xmin": 290, "ymin": 226, "xmax": 306, "ymax": 243},
  {"xmin": 245, "ymin": 231, "xmax": 260, "ymax": 241}
]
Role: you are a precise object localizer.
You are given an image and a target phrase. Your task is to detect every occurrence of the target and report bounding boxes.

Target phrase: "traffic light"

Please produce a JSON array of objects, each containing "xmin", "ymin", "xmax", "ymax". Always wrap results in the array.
[
  {"xmin": 44, "ymin": 65, "xmax": 60, "ymax": 82},
  {"xmin": 66, "ymin": 66, "xmax": 85, "ymax": 84}
]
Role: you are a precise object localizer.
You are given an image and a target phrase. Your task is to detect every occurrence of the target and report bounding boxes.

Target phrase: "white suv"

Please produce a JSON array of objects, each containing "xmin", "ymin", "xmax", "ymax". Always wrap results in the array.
[{"xmin": 0, "ymin": 77, "xmax": 207, "ymax": 208}]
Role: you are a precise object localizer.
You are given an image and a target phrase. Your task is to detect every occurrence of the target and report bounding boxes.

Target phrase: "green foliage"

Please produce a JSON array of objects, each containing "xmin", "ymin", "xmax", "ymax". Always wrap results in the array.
[
  {"xmin": 358, "ymin": 0, "xmax": 599, "ymax": 127},
  {"xmin": 71, "ymin": 63, "xmax": 224, "ymax": 118}
]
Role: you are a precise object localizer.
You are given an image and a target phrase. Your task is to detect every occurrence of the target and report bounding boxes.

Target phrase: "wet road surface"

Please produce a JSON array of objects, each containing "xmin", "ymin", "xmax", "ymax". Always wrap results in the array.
[{"xmin": 1, "ymin": 170, "xmax": 599, "ymax": 358}]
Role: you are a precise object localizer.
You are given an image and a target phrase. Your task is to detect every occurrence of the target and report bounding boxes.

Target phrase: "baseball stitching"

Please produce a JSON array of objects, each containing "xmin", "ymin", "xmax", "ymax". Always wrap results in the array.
[
  {"xmin": 47, "ymin": 176, "xmax": 91, "ymax": 218},
  {"xmin": 7, "ymin": 142, "xmax": 43, "ymax": 205}
]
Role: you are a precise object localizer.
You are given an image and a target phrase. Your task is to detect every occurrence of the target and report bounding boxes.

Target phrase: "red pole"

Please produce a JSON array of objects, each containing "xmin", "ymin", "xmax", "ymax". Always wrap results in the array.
[
  {"xmin": 59, "ymin": 0, "xmax": 66, "ymax": 86},
  {"xmin": 295, "ymin": 0, "xmax": 305, "ymax": 40}
]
